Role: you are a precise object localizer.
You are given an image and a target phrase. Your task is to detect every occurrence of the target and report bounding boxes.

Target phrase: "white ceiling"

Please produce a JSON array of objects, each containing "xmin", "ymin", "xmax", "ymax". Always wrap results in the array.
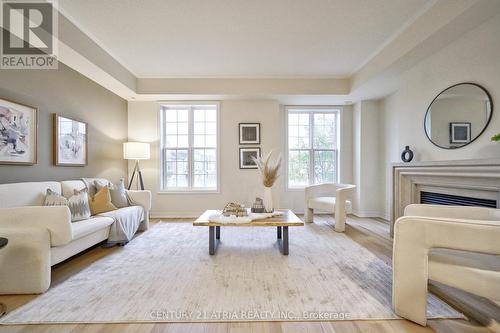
[{"xmin": 59, "ymin": 0, "xmax": 431, "ymax": 78}]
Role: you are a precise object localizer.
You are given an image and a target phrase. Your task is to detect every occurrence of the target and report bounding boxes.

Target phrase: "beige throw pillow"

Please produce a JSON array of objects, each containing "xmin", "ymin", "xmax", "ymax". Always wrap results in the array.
[{"xmin": 89, "ymin": 186, "xmax": 117, "ymax": 215}]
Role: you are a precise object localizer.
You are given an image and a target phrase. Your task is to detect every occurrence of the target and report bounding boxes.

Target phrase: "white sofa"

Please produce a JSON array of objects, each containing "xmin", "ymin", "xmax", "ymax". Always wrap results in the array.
[
  {"xmin": 0, "ymin": 179, "xmax": 151, "ymax": 294},
  {"xmin": 392, "ymin": 204, "xmax": 500, "ymax": 326},
  {"xmin": 304, "ymin": 183, "xmax": 356, "ymax": 232}
]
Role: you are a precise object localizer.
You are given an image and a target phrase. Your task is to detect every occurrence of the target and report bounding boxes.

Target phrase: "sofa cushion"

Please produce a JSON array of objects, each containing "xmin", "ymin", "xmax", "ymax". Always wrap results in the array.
[
  {"xmin": 308, "ymin": 197, "xmax": 352, "ymax": 212},
  {"xmin": 0, "ymin": 182, "xmax": 61, "ymax": 208},
  {"xmin": 71, "ymin": 216, "xmax": 114, "ymax": 240},
  {"xmin": 82, "ymin": 178, "xmax": 109, "ymax": 197},
  {"xmin": 60, "ymin": 180, "xmax": 86, "ymax": 199}
]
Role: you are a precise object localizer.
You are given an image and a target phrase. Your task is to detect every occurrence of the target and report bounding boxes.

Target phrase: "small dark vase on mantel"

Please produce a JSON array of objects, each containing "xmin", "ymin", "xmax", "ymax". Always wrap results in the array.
[{"xmin": 401, "ymin": 146, "xmax": 414, "ymax": 163}]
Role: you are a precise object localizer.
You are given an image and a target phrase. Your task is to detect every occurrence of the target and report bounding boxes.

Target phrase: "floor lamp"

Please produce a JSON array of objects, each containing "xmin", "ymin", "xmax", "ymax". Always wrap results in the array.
[{"xmin": 123, "ymin": 142, "xmax": 150, "ymax": 190}]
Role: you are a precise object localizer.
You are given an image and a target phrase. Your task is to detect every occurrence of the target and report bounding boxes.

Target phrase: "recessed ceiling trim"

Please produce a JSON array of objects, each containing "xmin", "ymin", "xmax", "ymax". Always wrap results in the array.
[
  {"xmin": 57, "ymin": 5, "xmax": 139, "ymax": 77},
  {"xmin": 350, "ymin": 0, "xmax": 438, "ymax": 76}
]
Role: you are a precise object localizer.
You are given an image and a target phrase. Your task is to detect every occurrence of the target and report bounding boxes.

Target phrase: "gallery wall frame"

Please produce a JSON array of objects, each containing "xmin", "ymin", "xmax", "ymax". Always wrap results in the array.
[
  {"xmin": 53, "ymin": 113, "xmax": 88, "ymax": 166},
  {"xmin": 239, "ymin": 123, "xmax": 261, "ymax": 145},
  {"xmin": 239, "ymin": 147, "xmax": 261, "ymax": 169},
  {"xmin": 0, "ymin": 97, "xmax": 38, "ymax": 165}
]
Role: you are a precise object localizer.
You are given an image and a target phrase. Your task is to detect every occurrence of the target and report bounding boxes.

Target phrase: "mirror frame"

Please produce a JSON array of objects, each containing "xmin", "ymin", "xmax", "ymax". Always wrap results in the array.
[{"xmin": 424, "ymin": 82, "xmax": 494, "ymax": 149}]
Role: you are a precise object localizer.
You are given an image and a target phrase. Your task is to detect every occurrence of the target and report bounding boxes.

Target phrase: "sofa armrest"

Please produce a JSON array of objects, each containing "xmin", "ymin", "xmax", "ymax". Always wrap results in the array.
[
  {"xmin": 305, "ymin": 183, "xmax": 356, "ymax": 200},
  {"xmin": 0, "ymin": 206, "xmax": 72, "ymax": 247},
  {"xmin": 0, "ymin": 226, "xmax": 51, "ymax": 294},
  {"xmin": 335, "ymin": 184, "xmax": 356, "ymax": 199},
  {"xmin": 127, "ymin": 190, "xmax": 152, "ymax": 211},
  {"xmin": 392, "ymin": 216, "xmax": 500, "ymax": 325}
]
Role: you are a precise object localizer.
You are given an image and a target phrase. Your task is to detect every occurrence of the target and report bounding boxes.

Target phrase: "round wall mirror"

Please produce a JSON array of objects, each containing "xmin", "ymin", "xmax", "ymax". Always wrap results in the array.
[{"xmin": 424, "ymin": 83, "xmax": 493, "ymax": 149}]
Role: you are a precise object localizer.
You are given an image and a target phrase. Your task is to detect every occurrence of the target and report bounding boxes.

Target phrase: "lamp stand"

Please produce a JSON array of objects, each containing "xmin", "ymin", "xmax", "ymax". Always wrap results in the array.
[{"xmin": 128, "ymin": 159, "xmax": 145, "ymax": 190}]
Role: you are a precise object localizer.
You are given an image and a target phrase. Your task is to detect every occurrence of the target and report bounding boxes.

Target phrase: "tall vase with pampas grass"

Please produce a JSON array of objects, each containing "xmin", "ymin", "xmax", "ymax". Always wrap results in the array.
[{"xmin": 253, "ymin": 151, "xmax": 282, "ymax": 213}]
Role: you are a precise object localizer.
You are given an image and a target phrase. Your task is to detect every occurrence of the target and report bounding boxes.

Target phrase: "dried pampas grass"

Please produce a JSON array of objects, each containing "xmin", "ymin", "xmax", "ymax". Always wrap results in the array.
[{"xmin": 252, "ymin": 151, "xmax": 282, "ymax": 188}]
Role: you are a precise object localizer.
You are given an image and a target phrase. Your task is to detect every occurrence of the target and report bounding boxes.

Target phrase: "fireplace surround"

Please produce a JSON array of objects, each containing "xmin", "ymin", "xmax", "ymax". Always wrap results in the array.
[{"xmin": 391, "ymin": 159, "xmax": 500, "ymax": 237}]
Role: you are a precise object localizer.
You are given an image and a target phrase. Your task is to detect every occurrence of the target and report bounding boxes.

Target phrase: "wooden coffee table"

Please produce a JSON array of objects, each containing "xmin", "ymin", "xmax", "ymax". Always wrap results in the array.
[{"xmin": 193, "ymin": 209, "xmax": 304, "ymax": 255}]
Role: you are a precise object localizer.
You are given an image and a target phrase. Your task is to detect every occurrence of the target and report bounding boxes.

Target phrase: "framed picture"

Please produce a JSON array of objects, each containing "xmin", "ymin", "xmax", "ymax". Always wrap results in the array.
[
  {"xmin": 239, "ymin": 123, "xmax": 260, "ymax": 144},
  {"xmin": 0, "ymin": 98, "xmax": 38, "ymax": 165},
  {"xmin": 53, "ymin": 114, "xmax": 88, "ymax": 166},
  {"xmin": 239, "ymin": 147, "xmax": 261, "ymax": 169},
  {"xmin": 449, "ymin": 122, "xmax": 471, "ymax": 144}
]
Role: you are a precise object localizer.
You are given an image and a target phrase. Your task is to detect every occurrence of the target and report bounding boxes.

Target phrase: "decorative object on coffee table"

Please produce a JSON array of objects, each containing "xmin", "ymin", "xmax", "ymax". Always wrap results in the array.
[
  {"xmin": 239, "ymin": 123, "xmax": 260, "ymax": 144},
  {"xmin": 123, "ymin": 142, "xmax": 150, "ymax": 190},
  {"xmin": 0, "ymin": 237, "xmax": 8, "ymax": 317},
  {"xmin": 401, "ymin": 146, "xmax": 414, "ymax": 163},
  {"xmin": 222, "ymin": 202, "xmax": 247, "ymax": 217},
  {"xmin": 253, "ymin": 151, "xmax": 282, "ymax": 213},
  {"xmin": 251, "ymin": 197, "xmax": 265, "ymax": 213},
  {"xmin": 53, "ymin": 114, "xmax": 87, "ymax": 166},
  {"xmin": 491, "ymin": 133, "xmax": 500, "ymax": 142},
  {"xmin": 0, "ymin": 98, "xmax": 37, "ymax": 165}
]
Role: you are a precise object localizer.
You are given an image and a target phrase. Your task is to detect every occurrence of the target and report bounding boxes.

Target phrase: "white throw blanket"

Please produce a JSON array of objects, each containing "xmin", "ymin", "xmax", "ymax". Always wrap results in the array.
[
  {"xmin": 208, "ymin": 210, "xmax": 284, "ymax": 223},
  {"xmin": 99, "ymin": 206, "xmax": 144, "ymax": 244}
]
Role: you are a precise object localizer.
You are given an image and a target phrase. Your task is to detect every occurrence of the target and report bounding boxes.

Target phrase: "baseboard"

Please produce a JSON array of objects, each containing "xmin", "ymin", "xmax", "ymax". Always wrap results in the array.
[
  {"xmin": 352, "ymin": 210, "xmax": 387, "ymax": 220},
  {"xmin": 150, "ymin": 211, "xmax": 199, "ymax": 218}
]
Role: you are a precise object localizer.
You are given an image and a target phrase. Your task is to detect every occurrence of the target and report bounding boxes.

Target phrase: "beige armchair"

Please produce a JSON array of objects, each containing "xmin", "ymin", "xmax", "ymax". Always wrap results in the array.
[
  {"xmin": 392, "ymin": 204, "xmax": 500, "ymax": 326},
  {"xmin": 304, "ymin": 183, "xmax": 355, "ymax": 232}
]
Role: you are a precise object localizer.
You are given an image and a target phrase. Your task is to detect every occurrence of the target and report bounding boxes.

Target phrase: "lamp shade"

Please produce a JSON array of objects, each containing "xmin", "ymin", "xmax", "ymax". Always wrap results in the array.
[{"xmin": 123, "ymin": 142, "xmax": 150, "ymax": 160}]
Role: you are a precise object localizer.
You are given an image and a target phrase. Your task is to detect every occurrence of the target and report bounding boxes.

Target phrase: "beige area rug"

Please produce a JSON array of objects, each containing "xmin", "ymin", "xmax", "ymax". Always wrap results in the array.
[{"xmin": 1, "ymin": 221, "xmax": 462, "ymax": 324}]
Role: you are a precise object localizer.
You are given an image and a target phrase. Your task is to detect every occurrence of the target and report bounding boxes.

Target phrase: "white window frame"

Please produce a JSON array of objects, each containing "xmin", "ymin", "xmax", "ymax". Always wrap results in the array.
[
  {"xmin": 159, "ymin": 102, "xmax": 220, "ymax": 193},
  {"xmin": 285, "ymin": 106, "xmax": 340, "ymax": 190}
]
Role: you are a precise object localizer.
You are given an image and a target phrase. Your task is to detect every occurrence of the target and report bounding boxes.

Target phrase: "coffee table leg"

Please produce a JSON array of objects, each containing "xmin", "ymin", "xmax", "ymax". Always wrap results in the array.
[
  {"xmin": 282, "ymin": 226, "xmax": 289, "ymax": 255},
  {"xmin": 277, "ymin": 226, "xmax": 282, "ymax": 239},
  {"xmin": 209, "ymin": 226, "xmax": 215, "ymax": 255},
  {"xmin": 277, "ymin": 226, "xmax": 289, "ymax": 255},
  {"xmin": 216, "ymin": 226, "xmax": 220, "ymax": 240}
]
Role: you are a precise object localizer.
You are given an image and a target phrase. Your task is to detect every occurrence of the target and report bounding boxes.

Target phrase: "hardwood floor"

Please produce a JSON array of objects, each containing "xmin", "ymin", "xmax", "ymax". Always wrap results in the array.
[{"xmin": 0, "ymin": 215, "xmax": 494, "ymax": 333}]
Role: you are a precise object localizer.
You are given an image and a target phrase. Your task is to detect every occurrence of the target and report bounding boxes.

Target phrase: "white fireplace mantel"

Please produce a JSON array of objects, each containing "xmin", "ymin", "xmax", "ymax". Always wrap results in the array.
[{"xmin": 390, "ymin": 158, "xmax": 500, "ymax": 237}]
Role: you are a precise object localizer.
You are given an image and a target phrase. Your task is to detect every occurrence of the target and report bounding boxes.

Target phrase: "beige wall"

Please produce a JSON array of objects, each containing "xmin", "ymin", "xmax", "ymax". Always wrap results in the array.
[
  {"xmin": 128, "ymin": 100, "xmax": 353, "ymax": 217},
  {"xmin": 0, "ymin": 64, "xmax": 128, "ymax": 184},
  {"xmin": 353, "ymin": 100, "xmax": 385, "ymax": 218},
  {"xmin": 378, "ymin": 12, "xmax": 500, "ymax": 219}
]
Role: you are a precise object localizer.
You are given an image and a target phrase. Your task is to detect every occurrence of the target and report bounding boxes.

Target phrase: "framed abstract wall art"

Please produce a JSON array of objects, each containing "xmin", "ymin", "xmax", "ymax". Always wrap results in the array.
[
  {"xmin": 239, "ymin": 123, "xmax": 260, "ymax": 144},
  {"xmin": 449, "ymin": 122, "xmax": 471, "ymax": 145},
  {"xmin": 53, "ymin": 114, "xmax": 87, "ymax": 166},
  {"xmin": 0, "ymin": 98, "xmax": 38, "ymax": 165},
  {"xmin": 239, "ymin": 147, "xmax": 260, "ymax": 169}
]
